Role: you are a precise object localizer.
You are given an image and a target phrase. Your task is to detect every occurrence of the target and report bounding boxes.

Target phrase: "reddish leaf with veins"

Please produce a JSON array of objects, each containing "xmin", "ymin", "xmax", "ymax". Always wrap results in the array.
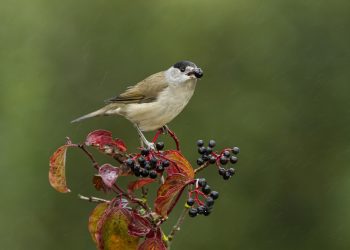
[
  {"xmin": 99, "ymin": 164, "xmax": 119, "ymax": 188},
  {"xmin": 128, "ymin": 178, "xmax": 156, "ymax": 193},
  {"xmin": 49, "ymin": 144, "xmax": 74, "ymax": 193},
  {"xmin": 85, "ymin": 130, "xmax": 127, "ymax": 153},
  {"xmin": 163, "ymin": 150, "xmax": 194, "ymax": 179},
  {"xmin": 127, "ymin": 212, "xmax": 153, "ymax": 237},
  {"xmin": 138, "ymin": 229, "xmax": 166, "ymax": 250},
  {"xmin": 155, "ymin": 173, "xmax": 191, "ymax": 217}
]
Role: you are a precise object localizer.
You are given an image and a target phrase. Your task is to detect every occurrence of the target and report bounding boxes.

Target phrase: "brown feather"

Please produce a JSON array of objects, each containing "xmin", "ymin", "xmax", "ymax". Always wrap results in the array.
[{"xmin": 105, "ymin": 71, "xmax": 168, "ymax": 104}]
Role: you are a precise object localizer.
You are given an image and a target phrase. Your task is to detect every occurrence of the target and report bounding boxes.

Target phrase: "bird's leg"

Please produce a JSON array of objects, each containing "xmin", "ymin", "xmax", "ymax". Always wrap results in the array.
[
  {"xmin": 134, "ymin": 124, "xmax": 155, "ymax": 149},
  {"xmin": 139, "ymin": 137, "xmax": 145, "ymax": 148},
  {"xmin": 161, "ymin": 126, "xmax": 168, "ymax": 135},
  {"xmin": 164, "ymin": 125, "xmax": 180, "ymax": 151}
]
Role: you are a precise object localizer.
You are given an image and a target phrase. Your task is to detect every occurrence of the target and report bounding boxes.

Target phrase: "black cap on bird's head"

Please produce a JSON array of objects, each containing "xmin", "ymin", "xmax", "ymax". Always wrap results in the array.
[{"xmin": 173, "ymin": 60, "xmax": 203, "ymax": 79}]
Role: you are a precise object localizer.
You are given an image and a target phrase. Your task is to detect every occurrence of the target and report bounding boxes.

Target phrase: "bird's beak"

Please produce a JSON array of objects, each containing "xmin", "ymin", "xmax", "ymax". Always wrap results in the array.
[{"xmin": 187, "ymin": 67, "xmax": 203, "ymax": 79}]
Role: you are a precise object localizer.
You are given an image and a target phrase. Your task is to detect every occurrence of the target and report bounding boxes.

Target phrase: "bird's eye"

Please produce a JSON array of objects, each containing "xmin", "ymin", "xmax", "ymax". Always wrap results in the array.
[{"xmin": 180, "ymin": 68, "xmax": 185, "ymax": 72}]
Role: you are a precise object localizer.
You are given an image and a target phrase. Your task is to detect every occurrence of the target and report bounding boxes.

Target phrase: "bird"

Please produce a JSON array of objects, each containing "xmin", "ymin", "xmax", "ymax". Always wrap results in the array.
[{"xmin": 71, "ymin": 60, "xmax": 203, "ymax": 148}]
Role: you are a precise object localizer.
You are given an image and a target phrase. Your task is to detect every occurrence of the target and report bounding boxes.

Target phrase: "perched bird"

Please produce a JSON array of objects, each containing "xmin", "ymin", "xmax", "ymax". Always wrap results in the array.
[{"xmin": 72, "ymin": 60, "xmax": 203, "ymax": 148}]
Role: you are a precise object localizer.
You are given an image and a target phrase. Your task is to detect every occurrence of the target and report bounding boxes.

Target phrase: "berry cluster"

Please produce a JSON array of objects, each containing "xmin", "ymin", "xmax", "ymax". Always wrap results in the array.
[
  {"xmin": 196, "ymin": 139, "xmax": 240, "ymax": 180},
  {"xmin": 124, "ymin": 142, "xmax": 169, "ymax": 179},
  {"xmin": 187, "ymin": 178, "xmax": 219, "ymax": 217}
]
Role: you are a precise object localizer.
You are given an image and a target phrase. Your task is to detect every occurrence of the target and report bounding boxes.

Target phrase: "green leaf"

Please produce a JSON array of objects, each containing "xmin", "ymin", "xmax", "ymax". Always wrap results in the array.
[
  {"xmin": 95, "ymin": 206, "xmax": 140, "ymax": 250},
  {"xmin": 88, "ymin": 202, "xmax": 109, "ymax": 243}
]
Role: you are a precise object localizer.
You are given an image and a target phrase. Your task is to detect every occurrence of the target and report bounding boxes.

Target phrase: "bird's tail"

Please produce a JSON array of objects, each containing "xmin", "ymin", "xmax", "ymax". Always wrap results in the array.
[{"xmin": 71, "ymin": 108, "xmax": 107, "ymax": 123}]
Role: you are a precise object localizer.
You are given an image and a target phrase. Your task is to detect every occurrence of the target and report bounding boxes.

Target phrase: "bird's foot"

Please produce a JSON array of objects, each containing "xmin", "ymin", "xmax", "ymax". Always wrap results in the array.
[
  {"xmin": 161, "ymin": 126, "xmax": 168, "ymax": 135},
  {"xmin": 144, "ymin": 141, "xmax": 155, "ymax": 150}
]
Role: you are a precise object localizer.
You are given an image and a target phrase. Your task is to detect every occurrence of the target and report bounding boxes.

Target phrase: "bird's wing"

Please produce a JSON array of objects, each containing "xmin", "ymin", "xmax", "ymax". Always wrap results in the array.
[{"xmin": 105, "ymin": 72, "xmax": 168, "ymax": 104}]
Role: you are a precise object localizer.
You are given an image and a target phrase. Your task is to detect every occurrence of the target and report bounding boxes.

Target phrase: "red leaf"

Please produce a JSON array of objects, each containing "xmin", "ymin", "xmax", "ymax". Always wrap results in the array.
[
  {"xmin": 154, "ymin": 173, "xmax": 190, "ymax": 217},
  {"xmin": 163, "ymin": 150, "xmax": 194, "ymax": 179},
  {"xmin": 128, "ymin": 212, "xmax": 153, "ymax": 237},
  {"xmin": 99, "ymin": 164, "xmax": 119, "ymax": 188},
  {"xmin": 128, "ymin": 178, "xmax": 156, "ymax": 193},
  {"xmin": 85, "ymin": 130, "xmax": 127, "ymax": 153},
  {"xmin": 138, "ymin": 229, "xmax": 166, "ymax": 250},
  {"xmin": 49, "ymin": 144, "xmax": 73, "ymax": 193},
  {"xmin": 114, "ymin": 138, "xmax": 127, "ymax": 152}
]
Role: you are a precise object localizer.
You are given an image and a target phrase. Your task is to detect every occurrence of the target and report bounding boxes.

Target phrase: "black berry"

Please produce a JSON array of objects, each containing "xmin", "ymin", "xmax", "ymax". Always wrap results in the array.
[
  {"xmin": 197, "ymin": 206, "xmax": 205, "ymax": 214},
  {"xmin": 223, "ymin": 171, "xmax": 231, "ymax": 180},
  {"xmin": 197, "ymin": 140, "xmax": 204, "ymax": 147},
  {"xmin": 144, "ymin": 163, "xmax": 151, "ymax": 170},
  {"xmin": 141, "ymin": 169, "xmax": 149, "ymax": 177},
  {"xmin": 162, "ymin": 160, "xmax": 170, "ymax": 168},
  {"xmin": 228, "ymin": 168, "xmax": 235, "ymax": 176},
  {"xmin": 223, "ymin": 150, "xmax": 230, "ymax": 157},
  {"xmin": 156, "ymin": 142, "xmax": 165, "ymax": 150},
  {"xmin": 141, "ymin": 148, "xmax": 149, "ymax": 156},
  {"xmin": 230, "ymin": 156, "xmax": 238, "ymax": 164},
  {"xmin": 197, "ymin": 158, "xmax": 204, "ymax": 166},
  {"xmin": 232, "ymin": 146, "xmax": 240, "ymax": 154},
  {"xmin": 186, "ymin": 198, "xmax": 195, "ymax": 206},
  {"xmin": 210, "ymin": 191, "xmax": 219, "ymax": 200},
  {"xmin": 202, "ymin": 184, "xmax": 211, "ymax": 194},
  {"xmin": 125, "ymin": 158, "xmax": 134, "ymax": 166},
  {"xmin": 206, "ymin": 147, "xmax": 213, "ymax": 154},
  {"xmin": 220, "ymin": 156, "xmax": 228, "ymax": 165},
  {"xmin": 201, "ymin": 154, "xmax": 209, "ymax": 162},
  {"xmin": 198, "ymin": 178, "xmax": 207, "ymax": 187},
  {"xmin": 138, "ymin": 157, "xmax": 146, "ymax": 166},
  {"xmin": 150, "ymin": 157, "xmax": 158, "ymax": 167},
  {"xmin": 198, "ymin": 147, "xmax": 207, "ymax": 155},
  {"xmin": 149, "ymin": 170, "xmax": 157, "ymax": 179},
  {"xmin": 134, "ymin": 168, "xmax": 141, "ymax": 177},
  {"xmin": 205, "ymin": 197, "xmax": 215, "ymax": 207},
  {"xmin": 188, "ymin": 208, "xmax": 198, "ymax": 217},
  {"xmin": 203, "ymin": 207, "xmax": 211, "ymax": 216},
  {"xmin": 208, "ymin": 140, "xmax": 216, "ymax": 148},
  {"xmin": 209, "ymin": 156, "xmax": 217, "ymax": 164},
  {"xmin": 218, "ymin": 167, "xmax": 226, "ymax": 176}
]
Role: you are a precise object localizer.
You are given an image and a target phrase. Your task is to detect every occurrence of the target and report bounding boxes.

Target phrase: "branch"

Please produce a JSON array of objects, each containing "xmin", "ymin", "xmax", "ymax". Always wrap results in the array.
[
  {"xmin": 77, "ymin": 144, "xmax": 99, "ymax": 170},
  {"xmin": 78, "ymin": 194, "xmax": 110, "ymax": 203},
  {"xmin": 194, "ymin": 161, "xmax": 210, "ymax": 174},
  {"xmin": 167, "ymin": 205, "xmax": 189, "ymax": 249}
]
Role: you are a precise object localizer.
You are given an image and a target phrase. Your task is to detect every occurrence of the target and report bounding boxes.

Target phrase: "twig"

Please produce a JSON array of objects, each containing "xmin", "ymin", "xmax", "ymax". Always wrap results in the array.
[
  {"xmin": 77, "ymin": 144, "xmax": 99, "ymax": 170},
  {"xmin": 194, "ymin": 161, "xmax": 210, "ymax": 174},
  {"xmin": 152, "ymin": 126, "xmax": 180, "ymax": 151},
  {"xmin": 167, "ymin": 205, "xmax": 189, "ymax": 249},
  {"xmin": 112, "ymin": 153, "xmax": 127, "ymax": 164},
  {"xmin": 165, "ymin": 126, "xmax": 180, "ymax": 151},
  {"xmin": 141, "ymin": 186, "xmax": 148, "ymax": 198},
  {"xmin": 78, "ymin": 194, "xmax": 110, "ymax": 203}
]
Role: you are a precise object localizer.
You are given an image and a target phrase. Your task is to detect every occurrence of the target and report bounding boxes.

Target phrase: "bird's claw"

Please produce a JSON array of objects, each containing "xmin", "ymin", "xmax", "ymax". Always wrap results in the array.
[{"xmin": 145, "ymin": 141, "xmax": 155, "ymax": 150}]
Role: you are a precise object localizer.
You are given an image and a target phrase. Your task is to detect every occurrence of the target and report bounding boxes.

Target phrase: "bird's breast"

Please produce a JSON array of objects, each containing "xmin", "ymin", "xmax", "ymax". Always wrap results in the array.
[{"xmin": 124, "ymin": 80, "xmax": 196, "ymax": 131}]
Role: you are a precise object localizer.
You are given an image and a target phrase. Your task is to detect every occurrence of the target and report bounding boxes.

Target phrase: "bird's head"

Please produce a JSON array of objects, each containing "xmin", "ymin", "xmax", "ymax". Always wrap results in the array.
[{"xmin": 165, "ymin": 60, "xmax": 203, "ymax": 84}]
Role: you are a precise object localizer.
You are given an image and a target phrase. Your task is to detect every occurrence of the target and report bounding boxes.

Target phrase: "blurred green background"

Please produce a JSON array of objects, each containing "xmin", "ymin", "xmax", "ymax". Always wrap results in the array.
[{"xmin": 1, "ymin": 0, "xmax": 350, "ymax": 249}]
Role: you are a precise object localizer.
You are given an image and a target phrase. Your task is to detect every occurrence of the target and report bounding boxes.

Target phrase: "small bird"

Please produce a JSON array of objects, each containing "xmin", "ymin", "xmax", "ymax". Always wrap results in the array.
[{"xmin": 72, "ymin": 60, "xmax": 203, "ymax": 148}]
